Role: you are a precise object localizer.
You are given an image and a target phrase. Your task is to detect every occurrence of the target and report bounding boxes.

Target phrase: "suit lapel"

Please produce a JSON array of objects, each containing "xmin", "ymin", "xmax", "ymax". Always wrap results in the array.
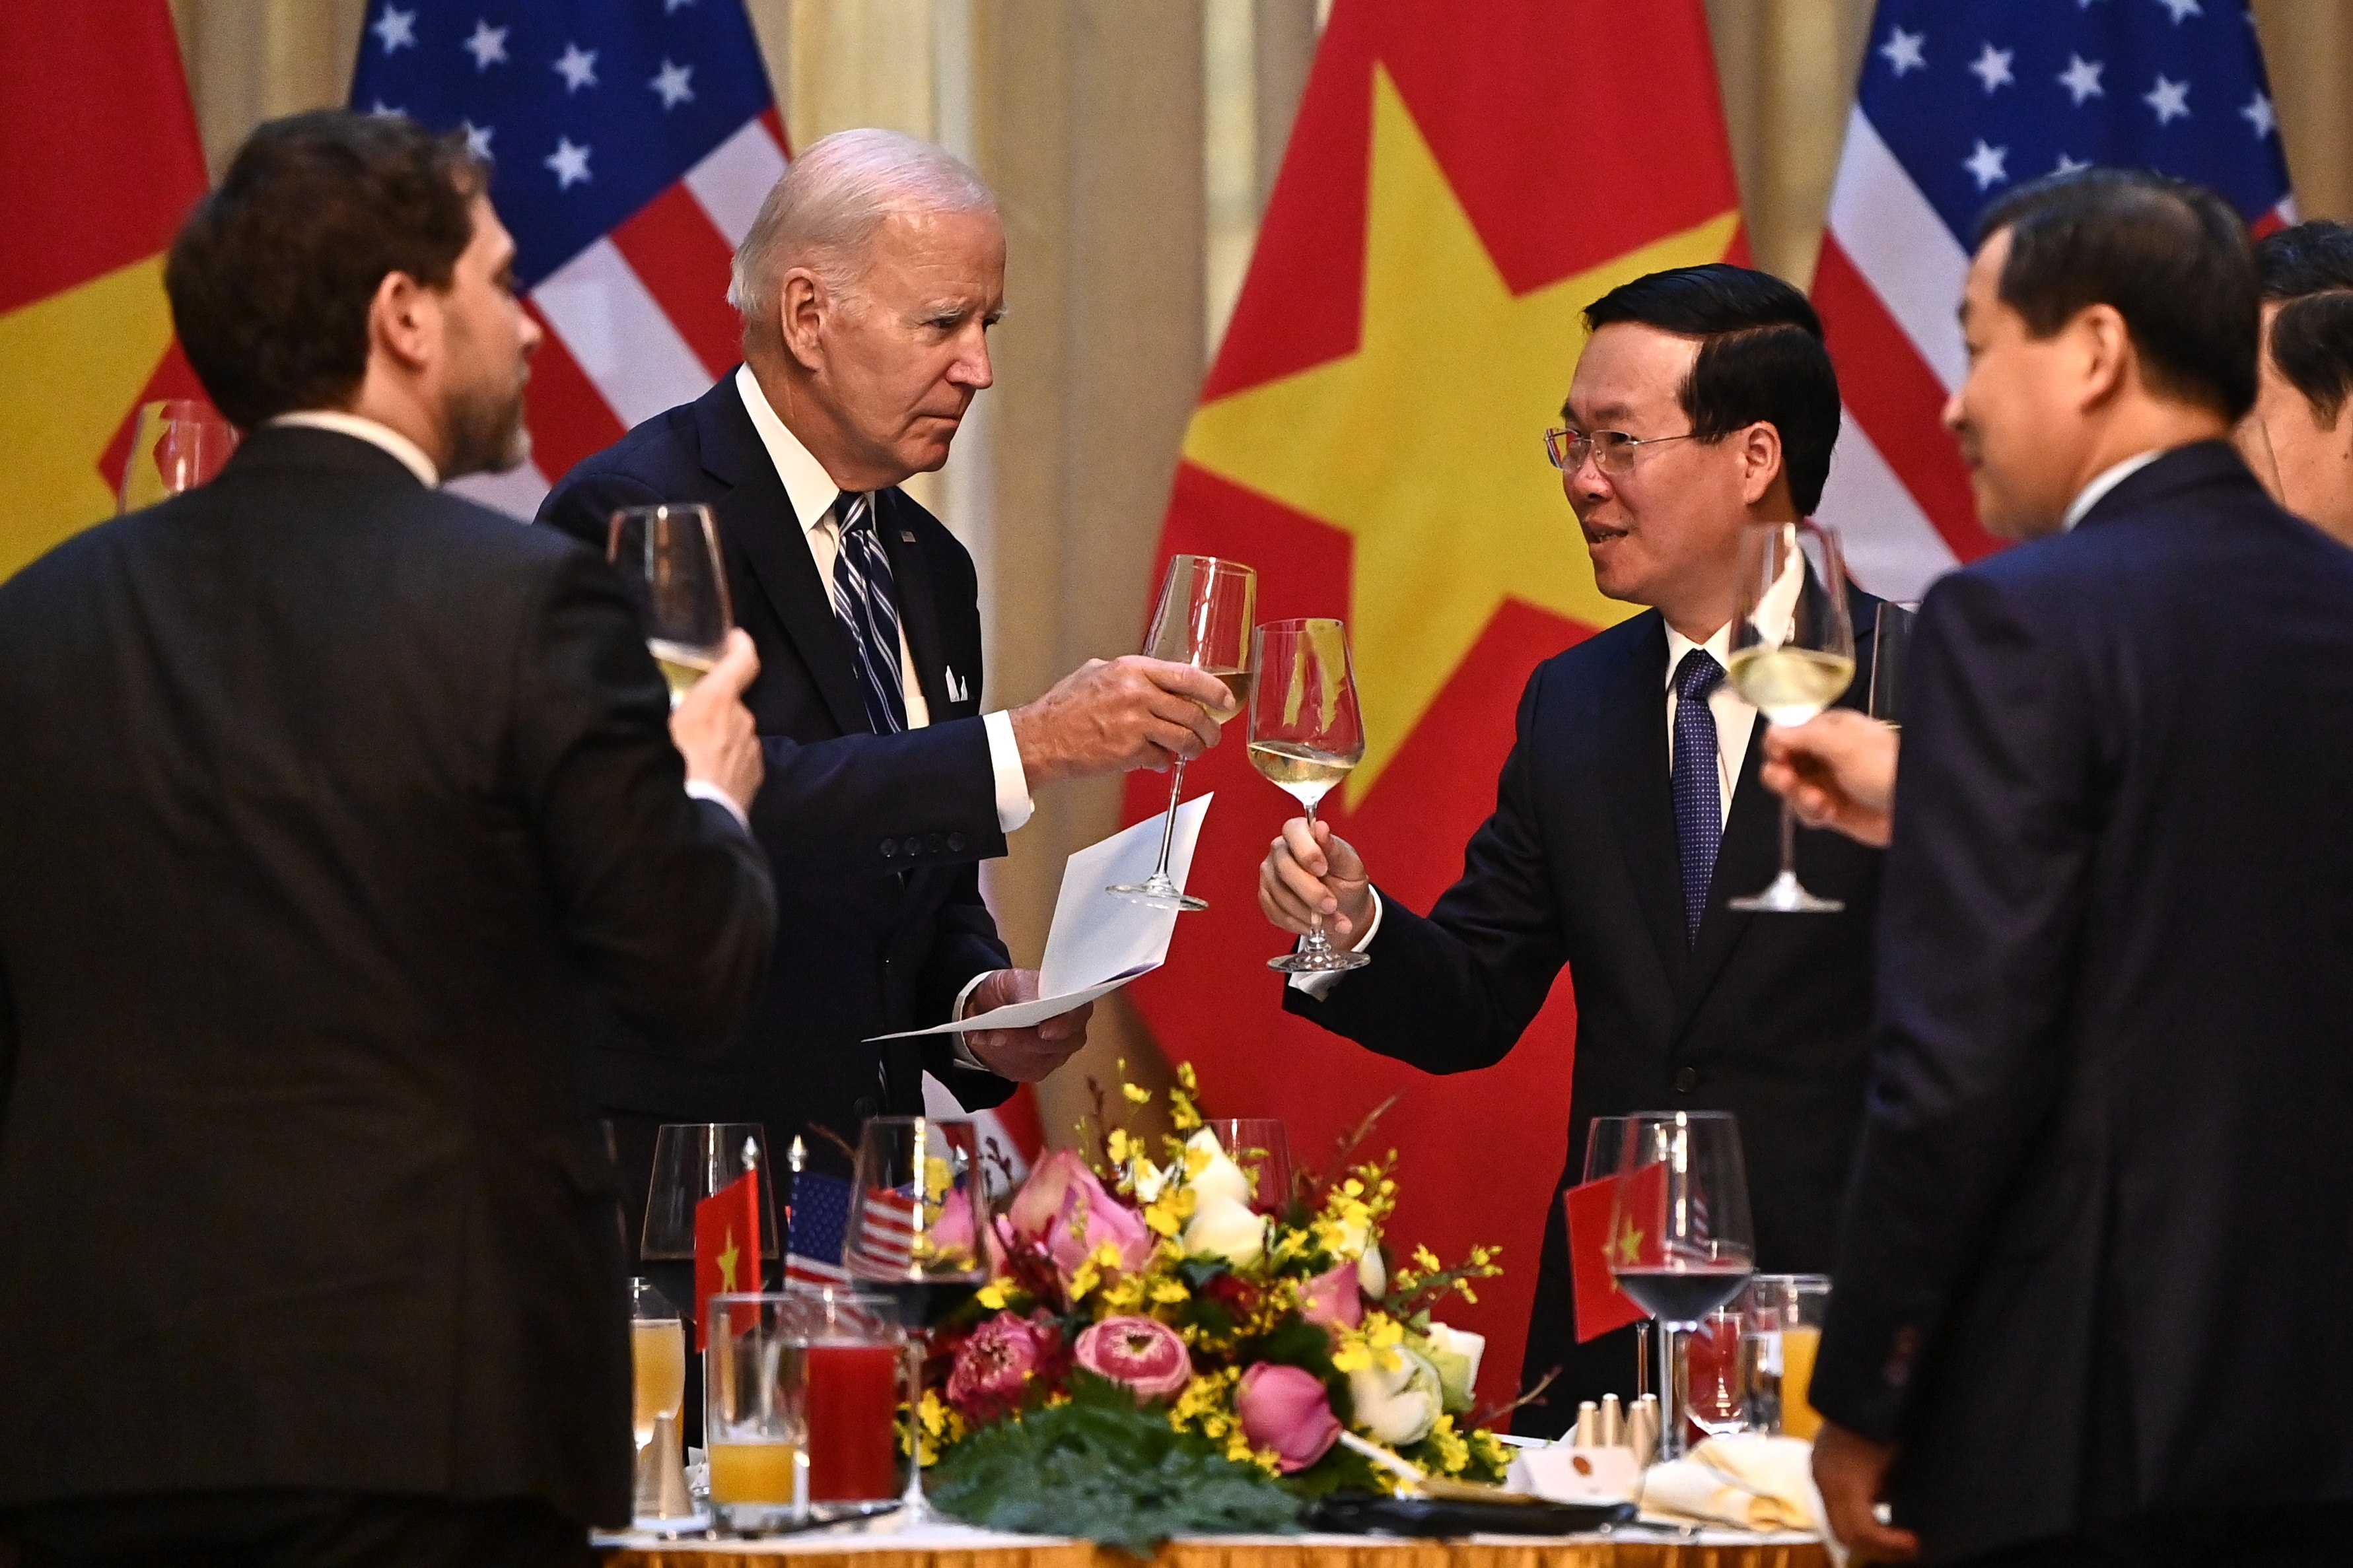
[
  {"xmin": 1674, "ymin": 579, "xmax": 1881, "ymax": 1025},
  {"xmin": 693, "ymin": 380, "xmax": 871, "ymax": 737},
  {"xmin": 874, "ymin": 490, "xmax": 955, "ymax": 718},
  {"xmin": 1598, "ymin": 614, "xmax": 1689, "ymax": 996}
]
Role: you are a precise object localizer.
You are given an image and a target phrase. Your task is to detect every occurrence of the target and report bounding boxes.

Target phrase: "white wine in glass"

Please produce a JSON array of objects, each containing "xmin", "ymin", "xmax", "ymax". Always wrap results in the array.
[
  {"xmin": 1249, "ymin": 617, "xmax": 1368, "ymax": 974},
  {"xmin": 609, "ymin": 504, "xmax": 733, "ymax": 709},
  {"xmin": 1724, "ymin": 518, "xmax": 1854, "ymax": 914},
  {"xmin": 1108, "ymin": 554, "xmax": 1258, "ymax": 912}
]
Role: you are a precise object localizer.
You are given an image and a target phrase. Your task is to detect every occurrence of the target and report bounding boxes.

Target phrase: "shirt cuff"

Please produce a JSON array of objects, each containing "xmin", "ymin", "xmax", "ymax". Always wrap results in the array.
[
  {"xmin": 950, "ymin": 971, "xmax": 995, "ymax": 1070},
  {"xmin": 684, "ymin": 778, "xmax": 750, "ymax": 832},
  {"xmin": 1287, "ymin": 888, "xmax": 1383, "ymax": 1000},
  {"xmin": 982, "ymin": 709, "xmax": 1034, "ymax": 833}
]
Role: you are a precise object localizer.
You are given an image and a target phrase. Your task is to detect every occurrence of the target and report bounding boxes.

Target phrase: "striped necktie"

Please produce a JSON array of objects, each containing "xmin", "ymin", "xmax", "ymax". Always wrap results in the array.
[{"xmin": 829, "ymin": 491, "xmax": 907, "ymax": 734}]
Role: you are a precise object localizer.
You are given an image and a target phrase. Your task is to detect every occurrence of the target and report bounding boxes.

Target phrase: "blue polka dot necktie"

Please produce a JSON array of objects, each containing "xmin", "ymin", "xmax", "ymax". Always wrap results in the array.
[
  {"xmin": 830, "ymin": 491, "xmax": 908, "ymax": 735},
  {"xmin": 1671, "ymin": 647, "xmax": 1725, "ymax": 943}
]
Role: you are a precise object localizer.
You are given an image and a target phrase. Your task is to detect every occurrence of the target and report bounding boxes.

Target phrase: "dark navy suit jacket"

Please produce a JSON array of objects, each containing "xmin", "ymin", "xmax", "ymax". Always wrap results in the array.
[
  {"xmin": 538, "ymin": 374, "xmax": 1015, "ymax": 1165},
  {"xmin": 1813, "ymin": 442, "xmax": 2353, "ymax": 1560},
  {"xmin": 1286, "ymin": 582, "xmax": 1884, "ymax": 1435}
]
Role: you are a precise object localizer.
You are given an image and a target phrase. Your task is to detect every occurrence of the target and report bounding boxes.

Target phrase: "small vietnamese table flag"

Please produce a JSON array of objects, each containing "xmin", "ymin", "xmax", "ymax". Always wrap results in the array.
[
  {"xmin": 1563, "ymin": 1160, "xmax": 1667, "ymax": 1344},
  {"xmin": 693, "ymin": 1140, "xmax": 762, "ymax": 1351}
]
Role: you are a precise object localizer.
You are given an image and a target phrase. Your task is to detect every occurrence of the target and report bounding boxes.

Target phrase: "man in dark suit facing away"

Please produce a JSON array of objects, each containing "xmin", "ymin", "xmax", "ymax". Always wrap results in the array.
[
  {"xmin": 538, "ymin": 129, "xmax": 1234, "ymax": 1209},
  {"xmin": 1802, "ymin": 170, "xmax": 2353, "ymax": 1567},
  {"xmin": 1257, "ymin": 264, "xmax": 1883, "ymax": 1433},
  {"xmin": 0, "ymin": 112, "xmax": 775, "ymax": 1567}
]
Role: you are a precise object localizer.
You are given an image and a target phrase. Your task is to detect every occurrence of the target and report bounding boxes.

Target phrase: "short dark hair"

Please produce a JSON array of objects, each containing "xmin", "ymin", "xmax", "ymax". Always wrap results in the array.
[
  {"xmin": 1579, "ymin": 264, "xmax": 1841, "ymax": 515},
  {"xmin": 166, "ymin": 110, "xmax": 486, "ymax": 428},
  {"xmin": 1976, "ymin": 166, "xmax": 2257, "ymax": 421},
  {"xmin": 2257, "ymin": 220, "xmax": 2353, "ymax": 425}
]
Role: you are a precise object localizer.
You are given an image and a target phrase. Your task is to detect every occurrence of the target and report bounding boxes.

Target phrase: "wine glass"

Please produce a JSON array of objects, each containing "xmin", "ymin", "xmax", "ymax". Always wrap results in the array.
[
  {"xmin": 1683, "ymin": 1308, "xmax": 1749, "ymax": 1442},
  {"xmin": 641, "ymin": 1123, "xmax": 779, "ymax": 1268},
  {"xmin": 118, "ymin": 399, "xmax": 238, "ymax": 512},
  {"xmin": 841, "ymin": 1116, "xmax": 991, "ymax": 1525},
  {"xmin": 1581, "ymin": 1116, "xmax": 1649, "ymax": 1407},
  {"xmin": 1608, "ymin": 1111, "xmax": 1755, "ymax": 1462},
  {"xmin": 1107, "ymin": 555, "xmax": 1257, "ymax": 912},
  {"xmin": 1203, "ymin": 1118, "xmax": 1294, "ymax": 1213},
  {"xmin": 1724, "ymin": 519, "xmax": 1856, "ymax": 913},
  {"xmin": 1248, "ymin": 617, "xmax": 1368, "ymax": 972},
  {"xmin": 609, "ymin": 504, "xmax": 733, "ymax": 708},
  {"xmin": 1868, "ymin": 600, "xmax": 1918, "ymax": 728}
]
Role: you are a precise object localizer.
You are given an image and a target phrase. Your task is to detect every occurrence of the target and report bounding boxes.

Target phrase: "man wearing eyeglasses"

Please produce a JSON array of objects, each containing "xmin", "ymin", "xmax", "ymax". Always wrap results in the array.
[{"xmin": 1258, "ymin": 263, "xmax": 1885, "ymax": 1431}]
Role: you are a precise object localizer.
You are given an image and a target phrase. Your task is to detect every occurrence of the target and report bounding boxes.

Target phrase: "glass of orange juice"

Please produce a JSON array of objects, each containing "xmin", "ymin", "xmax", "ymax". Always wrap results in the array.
[
  {"xmin": 1743, "ymin": 1274, "xmax": 1831, "ymax": 1439},
  {"xmin": 705, "ymin": 1293, "xmax": 813, "ymax": 1530}
]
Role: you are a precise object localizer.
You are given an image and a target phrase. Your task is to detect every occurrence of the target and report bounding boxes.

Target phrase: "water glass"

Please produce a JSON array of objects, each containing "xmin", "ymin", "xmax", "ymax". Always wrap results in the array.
[
  {"xmin": 705, "ymin": 1293, "xmax": 812, "ymax": 1530},
  {"xmin": 787, "ymin": 1284, "xmax": 907, "ymax": 1507},
  {"xmin": 1744, "ymin": 1274, "xmax": 1832, "ymax": 1438}
]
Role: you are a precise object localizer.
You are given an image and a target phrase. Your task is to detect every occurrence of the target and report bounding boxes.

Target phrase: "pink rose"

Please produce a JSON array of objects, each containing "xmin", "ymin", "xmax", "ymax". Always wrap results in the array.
[
  {"xmin": 931, "ymin": 1186, "xmax": 977, "ymax": 1263},
  {"xmin": 1236, "ymin": 1363, "xmax": 1341, "ymax": 1474},
  {"xmin": 1006, "ymin": 1150, "xmax": 1154, "ymax": 1284},
  {"xmin": 1073, "ymin": 1316, "xmax": 1193, "ymax": 1401},
  {"xmin": 1298, "ymin": 1260, "xmax": 1364, "ymax": 1333},
  {"xmin": 946, "ymin": 1312, "xmax": 1051, "ymax": 1421}
]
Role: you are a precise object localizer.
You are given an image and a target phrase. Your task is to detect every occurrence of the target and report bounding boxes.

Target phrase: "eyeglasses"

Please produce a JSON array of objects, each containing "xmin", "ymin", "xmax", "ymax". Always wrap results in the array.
[{"xmin": 1544, "ymin": 426, "xmax": 1703, "ymax": 478}]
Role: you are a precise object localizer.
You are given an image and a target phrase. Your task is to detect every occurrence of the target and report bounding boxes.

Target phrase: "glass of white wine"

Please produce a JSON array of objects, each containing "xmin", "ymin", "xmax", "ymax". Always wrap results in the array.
[
  {"xmin": 1248, "ymin": 617, "xmax": 1369, "ymax": 973},
  {"xmin": 608, "ymin": 504, "xmax": 732, "ymax": 708},
  {"xmin": 1725, "ymin": 518, "xmax": 1855, "ymax": 914},
  {"xmin": 1108, "ymin": 554, "xmax": 1257, "ymax": 912}
]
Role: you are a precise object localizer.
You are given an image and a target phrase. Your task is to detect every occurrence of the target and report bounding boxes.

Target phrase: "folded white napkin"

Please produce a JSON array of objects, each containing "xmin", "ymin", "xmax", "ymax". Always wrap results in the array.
[{"xmin": 1636, "ymin": 1434, "xmax": 1826, "ymax": 1533}]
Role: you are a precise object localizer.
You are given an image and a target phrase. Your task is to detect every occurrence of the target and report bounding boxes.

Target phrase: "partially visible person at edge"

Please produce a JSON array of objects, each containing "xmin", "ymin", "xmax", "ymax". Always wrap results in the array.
[
  {"xmin": 1255, "ymin": 263, "xmax": 1885, "ymax": 1433},
  {"xmin": 0, "ymin": 110, "xmax": 775, "ymax": 1566},
  {"xmin": 1803, "ymin": 166, "xmax": 2353, "ymax": 1566}
]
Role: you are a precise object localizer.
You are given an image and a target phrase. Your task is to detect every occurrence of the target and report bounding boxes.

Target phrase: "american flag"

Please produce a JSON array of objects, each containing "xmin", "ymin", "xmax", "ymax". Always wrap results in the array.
[
  {"xmin": 349, "ymin": 0, "xmax": 786, "ymax": 520},
  {"xmin": 785, "ymin": 1168, "xmax": 853, "ymax": 1289},
  {"xmin": 1812, "ymin": 0, "xmax": 2293, "ymax": 599}
]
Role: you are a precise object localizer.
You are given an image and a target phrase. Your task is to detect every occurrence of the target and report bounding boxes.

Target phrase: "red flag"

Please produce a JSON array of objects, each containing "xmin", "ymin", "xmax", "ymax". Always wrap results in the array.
[
  {"xmin": 693, "ymin": 1170, "xmax": 761, "ymax": 1350},
  {"xmin": 1563, "ymin": 1161, "xmax": 1668, "ymax": 1344},
  {"xmin": 1126, "ymin": 0, "xmax": 1743, "ymax": 1412},
  {"xmin": 0, "ymin": 0, "xmax": 210, "ymax": 578}
]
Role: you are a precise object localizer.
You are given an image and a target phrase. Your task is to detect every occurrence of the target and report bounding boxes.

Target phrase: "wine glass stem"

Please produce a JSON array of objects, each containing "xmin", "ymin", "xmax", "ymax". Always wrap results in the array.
[
  {"xmin": 1147, "ymin": 762, "xmax": 1187, "ymax": 884},
  {"xmin": 1298, "ymin": 798, "xmax": 1335, "ymax": 958},
  {"xmin": 1660, "ymin": 1324, "xmax": 1687, "ymax": 1462},
  {"xmin": 902, "ymin": 1332, "xmax": 931, "ymax": 1518},
  {"xmin": 1776, "ymin": 797, "xmax": 1799, "ymax": 881}
]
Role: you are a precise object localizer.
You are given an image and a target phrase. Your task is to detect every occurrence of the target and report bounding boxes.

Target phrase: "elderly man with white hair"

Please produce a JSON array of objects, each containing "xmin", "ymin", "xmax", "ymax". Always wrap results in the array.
[{"xmin": 539, "ymin": 129, "xmax": 1229, "ymax": 1219}]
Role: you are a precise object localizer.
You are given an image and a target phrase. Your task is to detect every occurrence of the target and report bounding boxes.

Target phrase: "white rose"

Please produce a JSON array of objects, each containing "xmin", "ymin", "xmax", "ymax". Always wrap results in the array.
[
  {"xmin": 1183, "ymin": 1129, "xmax": 1254, "ymax": 1209},
  {"xmin": 1183, "ymin": 1194, "xmax": 1266, "ymax": 1266},
  {"xmin": 1129, "ymin": 1159, "xmax": 1170, "ymax": 1204},
  {"xmin": 1349, "ymin": 1348, "xmax": 1442, "ymax": 1446},
  {"xmin": 1420, "ymin": 1323, "xmax": 1485, "ymax": 1414},
  {"xmin": 1357, "ymin": 1244, "xmax": 1387, "ymax": 1299}
]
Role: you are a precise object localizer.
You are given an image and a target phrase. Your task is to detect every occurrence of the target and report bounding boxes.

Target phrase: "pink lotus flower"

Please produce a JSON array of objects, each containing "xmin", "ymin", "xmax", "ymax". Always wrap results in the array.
[
  {"xmin": 1005, "ymin": 1149, "xmax": 1154, "ymax": 1283},
  {"xmin": 1073, "ymin": 1316, "xmax": 1193, "ymax": 1401},
  {"xmin": 946, "ymin": 1312, "xmax": 1051, "ymax": 1421},
  {"xmin": 1298, "ymin": 1260, "xmax": 1364, "ymax": 1333},
  {"xmin": 931, "ymin": 1186, "xmax": 977, "ymax": 1262},
  {"xmin": 1236, "ymin": 1363, "xmax": 1341, "ymax": 1474}
]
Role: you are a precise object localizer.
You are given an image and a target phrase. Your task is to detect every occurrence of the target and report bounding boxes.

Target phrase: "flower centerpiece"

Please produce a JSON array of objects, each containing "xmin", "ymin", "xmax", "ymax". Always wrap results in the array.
[{"xmin": 921, "ymin": 1064, "xmax": 1516, "ymax": 1545}]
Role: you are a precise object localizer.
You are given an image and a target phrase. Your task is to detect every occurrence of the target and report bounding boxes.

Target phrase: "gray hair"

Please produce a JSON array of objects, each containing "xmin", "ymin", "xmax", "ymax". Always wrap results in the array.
[{"xmin": 728, "ymin": 127, "xmax": 995, "ymax": 337}]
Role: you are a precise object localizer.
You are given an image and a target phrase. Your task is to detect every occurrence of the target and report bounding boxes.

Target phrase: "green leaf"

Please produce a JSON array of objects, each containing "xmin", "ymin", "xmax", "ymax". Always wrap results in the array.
[{"xmin": 929, "ymin": 1375, "xmax": 1304, "ymax": 1555}]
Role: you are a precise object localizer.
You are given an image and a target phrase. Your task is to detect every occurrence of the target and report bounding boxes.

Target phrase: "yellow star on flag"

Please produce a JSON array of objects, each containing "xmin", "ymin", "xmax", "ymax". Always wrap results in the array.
[
  {"xmin": 1615, "ymin": 1215, "xmax": 1645, "ymax": 1268},
  {"xmin": 717, "ymin": 1227, "xmax": 742, "ymax": 1292},
  {"xmin": 1182, "ymin": 66, "xmax": 1739, "ymax": 799}
]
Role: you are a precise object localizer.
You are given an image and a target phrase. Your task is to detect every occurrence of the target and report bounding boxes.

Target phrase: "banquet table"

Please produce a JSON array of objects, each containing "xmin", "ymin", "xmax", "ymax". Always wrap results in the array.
[{"xmin": 599, "ymin": 1519, "xmax": 1831, "ymax": 1568}]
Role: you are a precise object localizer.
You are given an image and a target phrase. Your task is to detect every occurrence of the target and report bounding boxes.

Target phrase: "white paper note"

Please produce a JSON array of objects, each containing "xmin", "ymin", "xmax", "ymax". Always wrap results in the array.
[{"xmin": 864, "ymin": 794, "xmax": 1210, "ymax": 1039}]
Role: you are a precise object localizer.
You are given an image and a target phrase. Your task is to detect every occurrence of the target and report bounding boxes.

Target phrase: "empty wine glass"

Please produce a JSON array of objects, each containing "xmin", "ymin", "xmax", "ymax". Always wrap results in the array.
[
  {"xmin": 841, "ymin": 1116, "xmax": 990, "ymax": 1525},
  {"xmin": 609, "ymin": 504, "xmax": 732, "ymax": 707},
  {"xmin": 1107, "ymin": 554, "xmax": 1257, "ymax": 912},
  {"xmin": 1249, "ymin": 617, "xmax": 1368, "ymax": 972},
  {"xmin": 1868, "ymin": 600, "xmax": 1918, "ymax": 728},
  {"xmin": 118, "ymin": 399, "xmax": 238, "ymax": 512},
  {"xmin": 1609, "ymin": 1111, "xmax": 1755, "ymax": 1461},
  {"xmin": 1724, "ymin": 519, "xmax": 1855, "ymax": 913}
]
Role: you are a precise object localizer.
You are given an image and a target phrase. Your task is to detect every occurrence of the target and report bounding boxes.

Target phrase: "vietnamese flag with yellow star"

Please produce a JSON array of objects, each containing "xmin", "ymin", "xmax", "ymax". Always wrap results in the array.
[
  {"xmin": 0, "ymin": 0, "xmax": 209, "ymax": 582},
  {"xmin": 1125, "ymin": 0, "xmax": 1743, "ymax": 1413}
]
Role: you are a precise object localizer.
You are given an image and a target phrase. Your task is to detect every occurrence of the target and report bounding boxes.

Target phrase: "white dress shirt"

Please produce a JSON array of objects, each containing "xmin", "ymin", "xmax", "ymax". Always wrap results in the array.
[
  {"xmin": 734, "ymin": 366, "xmax": 1033, "ymax": 834},
  {"xmin": 268, "ymin": 409, "xmax": 753, "ymax": 830}
]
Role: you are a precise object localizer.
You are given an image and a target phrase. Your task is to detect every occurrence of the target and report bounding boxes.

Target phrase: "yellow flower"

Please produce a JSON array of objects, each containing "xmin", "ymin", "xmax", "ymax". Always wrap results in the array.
[
  {"xmin": 1122, "ymin": 1082, "xmax": 1153, "ymax": 1105},
  {"xmin": 1149, "ymin": 1277, "xmax": 1191, "ymax": 1304},
  {"xmin": 1413, "ymin": 1245, "xmax": 1442, "ymax": 1273},
  {"xmin": 975, "ymin": 1280, "xmax": 1009, "ymax": 1311}
]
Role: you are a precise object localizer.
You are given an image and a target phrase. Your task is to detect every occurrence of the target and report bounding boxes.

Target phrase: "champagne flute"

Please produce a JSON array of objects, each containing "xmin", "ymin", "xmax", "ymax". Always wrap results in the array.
[
  {"xmin": 1608, "ymin": 1110, "xmax": 1755, "ymax": 1462},
  {"xmin": 118, "ymin": 399, "xmax": 238, "ymax": 512},
  {"xmin": 630, "ymin": 1278, "xmax": 687, "ymax": 1453},
  {"xmin": 1108, "ymin": 555, "xmax": 1258, "ymax": 911},
  {"xmin": 1248, "ymin": 617, "xmax": 1368, "ymax": 972},
  {"xmin": 609, "ymin": 504, "xmax": 733, "ymax": 708},
  {"xmin": 841, "ymin": 1116, "xmax": 991, "ymax": 1526},
  {"xmin": 1724, "ymin": 519, "xmax": 1856, "ymax": 913},
  {"xmin": 1868, "ymin": 600, "xmax": 1918, "ymax": 728}
]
